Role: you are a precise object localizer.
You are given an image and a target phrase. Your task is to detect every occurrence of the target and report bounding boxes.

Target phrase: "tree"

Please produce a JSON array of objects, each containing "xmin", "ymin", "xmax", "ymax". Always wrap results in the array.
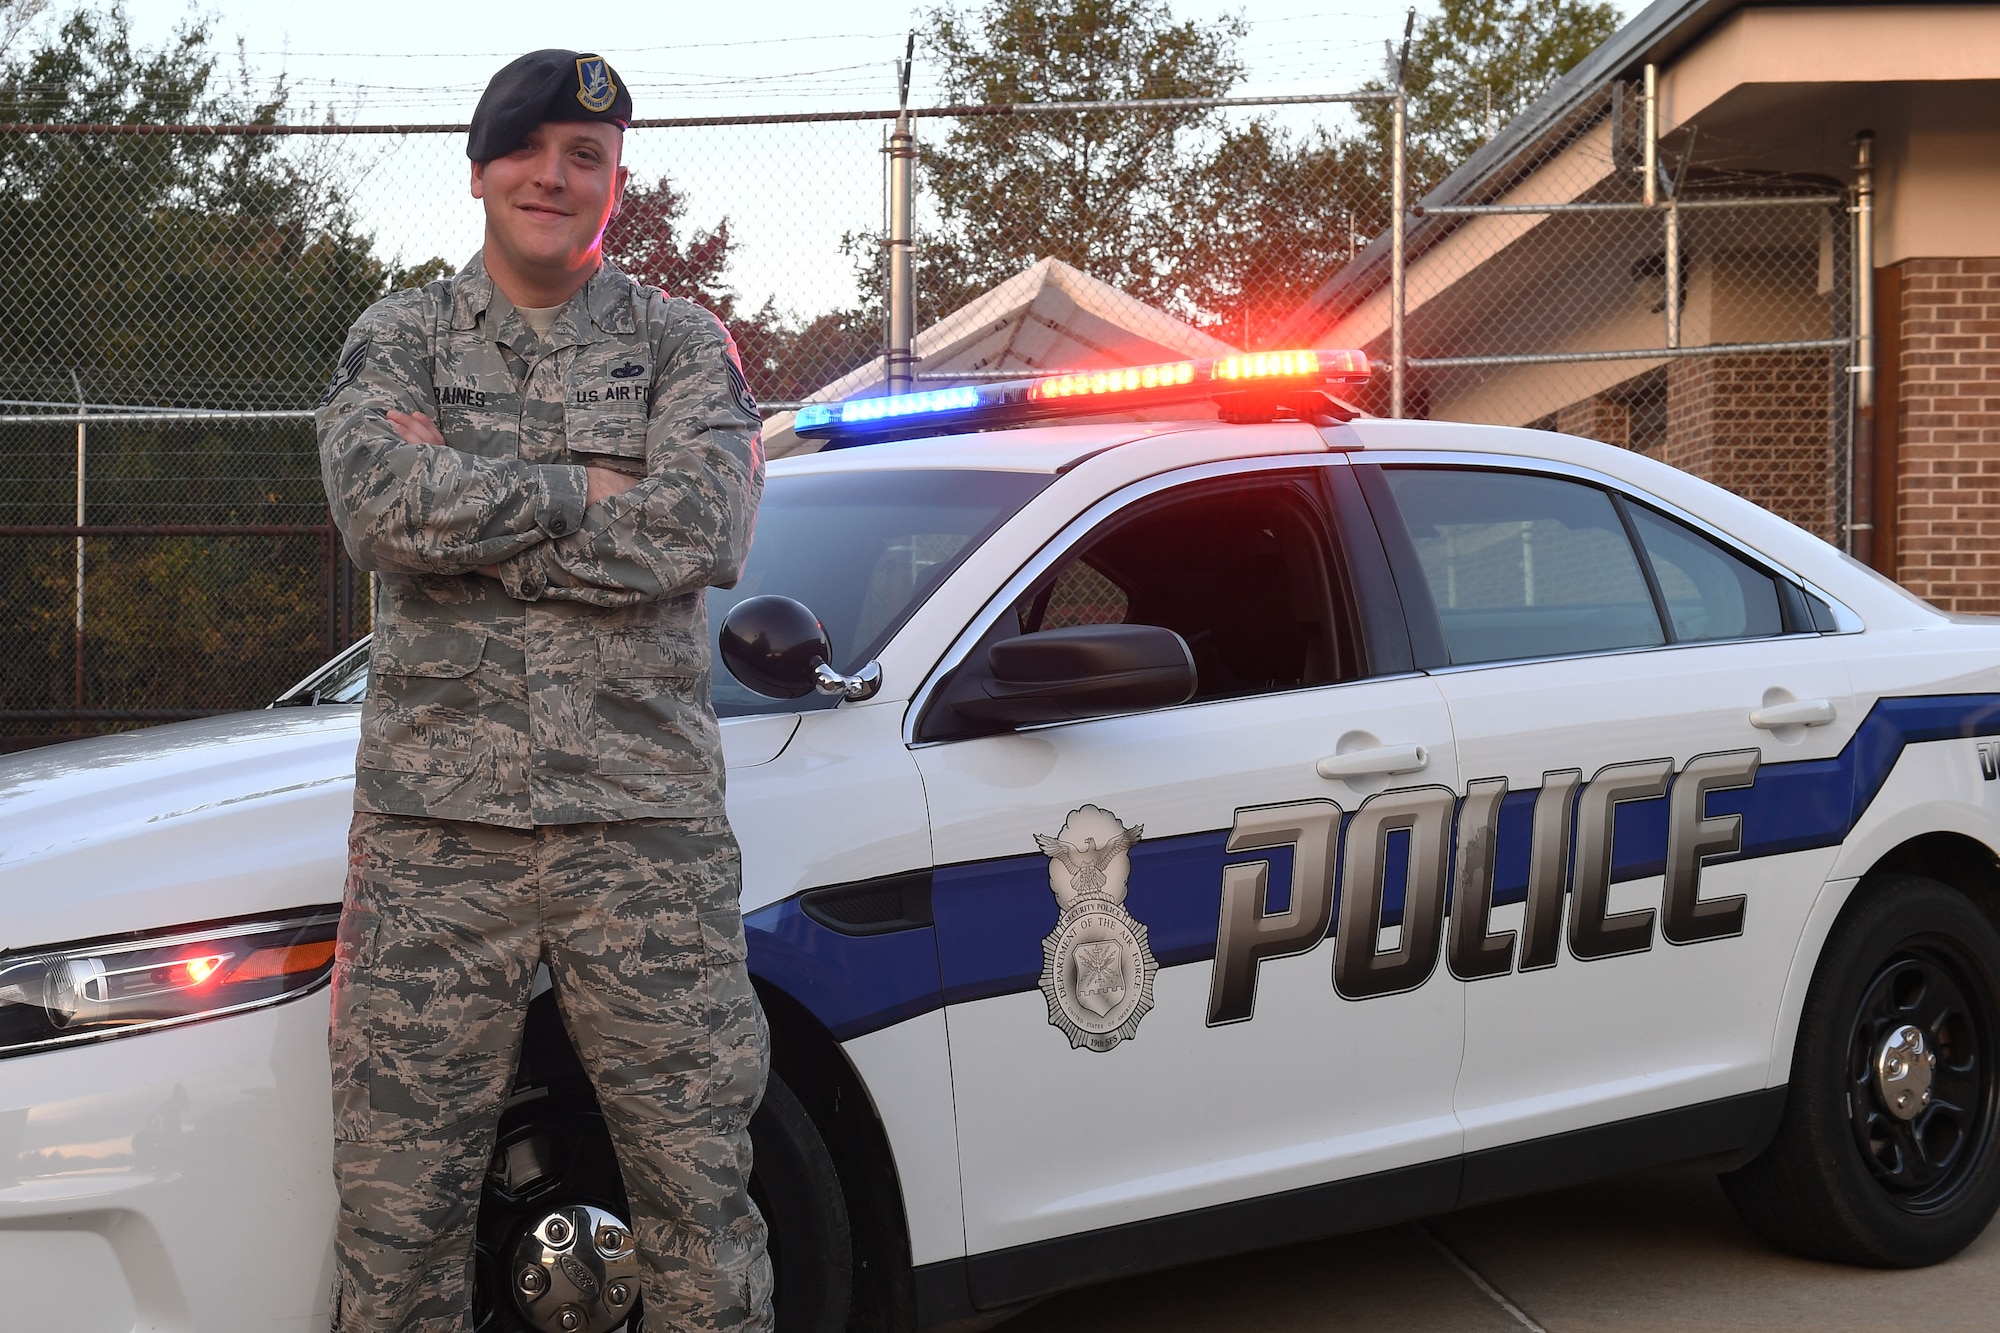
[
  {"xmin": 604, "ymin": 175, "xmax": 737, "ymax": 319},
  {"xmin": 0, "ymin": 3, "xmax": 416, "ymax": 734},
  {"xmin": 1358, "ymin": 0, "xmax": 1624, "ymax": 198},
  {"xmin": 902, "ymin": 0, "xmax": 1392, "ymax": 348},
  {"xmin": 915, "ymin": 0, "xmax": 1246, "ymax": 322},
  {"xmin": 603, "ymin": 175, "xmax": 881, "ymax": 404},
  {"xmin": 0, "ymin": 4, "xmax": 400, "ymax": 412},
  {"xmin": 1172, "ymin": 122, "xmax": 1382, "ymax": 349}
]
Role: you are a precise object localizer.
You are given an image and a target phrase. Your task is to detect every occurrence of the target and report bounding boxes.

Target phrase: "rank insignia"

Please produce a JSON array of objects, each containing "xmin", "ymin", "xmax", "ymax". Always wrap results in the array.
[{"xmin": 1035, "ymin": 805, "xmax": 1158, "ymax": 1052}]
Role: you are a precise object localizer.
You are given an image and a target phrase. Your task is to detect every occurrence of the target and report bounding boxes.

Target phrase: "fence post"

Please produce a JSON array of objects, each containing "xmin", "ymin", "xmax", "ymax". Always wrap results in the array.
[
  {"xmin": 72, "ymin": 375, "xmax": 85, "ymax": 734},
  {"xmin": 885, "ymin": 34, "xmax": 917, "ymax": 396},
  {"xmin": 1849, "ymin": 130, "xmax": 1877, "ymax": 560},
  {"xmin": 1642, "ymin": 64, "xmax": 1658, "ymax": 209},
  {"xmin": 1664, "ymin": 203, "xmax": 1681, "ymax": 349},
  {"xmin": 1390, "ymin": 46, "xmax": 1409, "ymax": 418}
]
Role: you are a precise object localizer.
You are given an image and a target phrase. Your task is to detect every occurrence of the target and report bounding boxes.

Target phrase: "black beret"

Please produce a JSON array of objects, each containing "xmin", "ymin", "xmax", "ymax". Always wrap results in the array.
[{"xmin": 467, "ymin": 50, "xmax": 632, "ymax": 163}]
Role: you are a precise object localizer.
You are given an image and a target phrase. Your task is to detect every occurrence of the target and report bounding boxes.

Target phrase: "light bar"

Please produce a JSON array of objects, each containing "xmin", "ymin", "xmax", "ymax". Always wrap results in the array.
[
  {"xmin": 794, "ymin": 385, "xmax": 981, "ymax": 433},
  {"xmin": 794, "ymin": 348, "xmax": 1370, "ymax": 444},
  {"xmin": 1029, "ymin": 360, "xmax": 1197, "ymax": 401}
]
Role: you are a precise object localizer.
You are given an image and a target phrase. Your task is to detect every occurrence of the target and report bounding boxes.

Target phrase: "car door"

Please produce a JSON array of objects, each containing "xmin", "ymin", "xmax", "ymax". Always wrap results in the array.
[
  {"xmin": 1356, "ymin": 458, "xmax": 1856, "ymax": 1191},
  {"xmin": 910, "ymin": 459, "xmax": 1464, "ymax": 1287}
]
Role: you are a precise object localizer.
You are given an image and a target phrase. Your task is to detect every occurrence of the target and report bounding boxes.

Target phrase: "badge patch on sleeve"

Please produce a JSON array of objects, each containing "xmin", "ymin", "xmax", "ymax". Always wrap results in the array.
[
  {"xmin": 722, "ymin": 355, "xmax": 760, "ymax": 424},
  {"xmin": 318, "ymin": 338, "xmax": 367, "ymax": 407},
  {"xmin": 575, "ymin": 57, "xmax": 617, "ymax": 113}
]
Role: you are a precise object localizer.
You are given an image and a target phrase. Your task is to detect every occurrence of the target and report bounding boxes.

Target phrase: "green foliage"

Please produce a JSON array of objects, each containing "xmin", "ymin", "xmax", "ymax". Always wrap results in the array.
[
  {"xmin": 1359, "ymin": 0, "xmax": 1625, "ymax": 197},
  {"xmin": 902, "ymin": 0, "xmax": 1386, "ymax": 347},
  {"xmin": 918, "ymin": 0, "xmax": 1243, "ymax": 312},
  {"xmin": 0, "ymin": 3, "xmax": 401, "ymax": 409},
  {"xmin": 604, "ymin": 174, "xmax": 881, "ymax": 404},
  {"xmin": 0, "ymin": 3, "xmax": 398, "ymax": 734}
]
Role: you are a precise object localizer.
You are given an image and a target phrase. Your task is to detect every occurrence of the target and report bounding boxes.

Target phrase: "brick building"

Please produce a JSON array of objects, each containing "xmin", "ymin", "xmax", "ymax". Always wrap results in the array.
[{"xmin": 1272, "ymin": 0, "xmax": 2000, "ymax": 609}]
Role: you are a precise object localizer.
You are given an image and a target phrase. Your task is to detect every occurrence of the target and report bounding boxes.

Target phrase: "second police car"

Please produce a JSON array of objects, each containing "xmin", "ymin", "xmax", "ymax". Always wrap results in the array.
[{"xmin": 3, "ymin": 348, "xmax": 2000, "ymax": 1332}]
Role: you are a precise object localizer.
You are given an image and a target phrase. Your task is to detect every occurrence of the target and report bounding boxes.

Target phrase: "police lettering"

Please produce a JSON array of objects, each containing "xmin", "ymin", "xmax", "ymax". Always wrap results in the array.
[{"xmin": 1205, "ymin": 749, "xmax": 1761, "ymax": 1022}]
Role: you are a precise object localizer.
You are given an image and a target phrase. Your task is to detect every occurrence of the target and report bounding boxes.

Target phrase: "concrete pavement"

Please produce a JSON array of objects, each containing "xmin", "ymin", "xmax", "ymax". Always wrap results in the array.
[{"xmin": 999, "ymin": 1166, "xmax": 2000, "ymax": 1331}]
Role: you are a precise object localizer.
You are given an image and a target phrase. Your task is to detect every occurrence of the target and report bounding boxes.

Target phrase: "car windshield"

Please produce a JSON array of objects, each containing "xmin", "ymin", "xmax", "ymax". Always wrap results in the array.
[
  {"xmin": 281, "ymin": 468, "xmax": 1048, "ymax": 716},
  {"xmin": 710, "ymin": 467, "xmax": 1050, "ymax": 716}
]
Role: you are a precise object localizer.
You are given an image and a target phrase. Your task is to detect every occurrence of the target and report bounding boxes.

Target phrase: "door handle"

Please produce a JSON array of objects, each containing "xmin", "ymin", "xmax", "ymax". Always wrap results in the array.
[
  {"xmin": 1748, "ymin": 698, "xmax": 1836, "ymax": 730},
  {"xmin": 1316, "ymin": 744, "xmax": 1429, "ymax": 780}
]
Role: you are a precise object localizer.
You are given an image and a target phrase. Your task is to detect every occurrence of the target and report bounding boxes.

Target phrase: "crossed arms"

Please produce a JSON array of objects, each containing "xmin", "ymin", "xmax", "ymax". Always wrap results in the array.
[{"xmin": 316, "ymin": 293, "xmax": 764, "ymax": 607}]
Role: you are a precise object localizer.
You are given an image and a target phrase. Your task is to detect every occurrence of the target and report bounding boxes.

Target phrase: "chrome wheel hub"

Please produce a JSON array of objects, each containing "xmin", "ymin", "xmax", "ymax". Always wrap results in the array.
[
  {"xmin": 509, "ymin": 1204, "xmax": 641, "ymax": 1333},
  {"xmin": 1874, "ymin": 1023, "xmax": 1937, "ymax": 1122}
]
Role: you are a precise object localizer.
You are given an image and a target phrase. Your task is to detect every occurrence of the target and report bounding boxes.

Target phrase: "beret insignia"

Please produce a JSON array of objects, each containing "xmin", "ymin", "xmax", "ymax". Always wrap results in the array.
[{"xmin": 575, "ymin": 57, "xmax": 617, "ymax": 114}]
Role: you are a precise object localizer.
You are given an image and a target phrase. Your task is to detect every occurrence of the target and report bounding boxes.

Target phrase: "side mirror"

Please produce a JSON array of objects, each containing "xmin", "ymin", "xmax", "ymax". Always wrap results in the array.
[
  {"xmin": 719, "ymin": 595, "xmax": 882, "ymax": 702},
  {"xmin": 952, "ymin": 624, "xmax": 1196, "ymax": 727}
]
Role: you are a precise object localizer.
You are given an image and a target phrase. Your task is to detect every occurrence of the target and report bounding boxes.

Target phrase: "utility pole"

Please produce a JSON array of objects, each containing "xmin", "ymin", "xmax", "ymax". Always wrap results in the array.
[
  {"xmin": 1390, "ymin": 9, "xmax": 1413, "ymax": 419},
  {"xmin": 1851, "ymin": 130, "xmax": 1877, "ymax": 561},
  {"xmin": 885, "ymin": 32, "xmax": 917, "ymax": 396}
]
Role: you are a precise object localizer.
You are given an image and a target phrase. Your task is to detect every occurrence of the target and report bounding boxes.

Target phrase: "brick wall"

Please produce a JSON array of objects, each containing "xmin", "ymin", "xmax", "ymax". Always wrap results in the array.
[
  {"xmin": 1894, "ymin": 258, "xmax": 2000, "ymax": 611},
  {"xmin": 1555, "ymin": 397, "xmax": 1632, "ymax": 450},
  {"xmin": 1661, "ymin": 351, "xmax": 1838, "ymax": 542}
]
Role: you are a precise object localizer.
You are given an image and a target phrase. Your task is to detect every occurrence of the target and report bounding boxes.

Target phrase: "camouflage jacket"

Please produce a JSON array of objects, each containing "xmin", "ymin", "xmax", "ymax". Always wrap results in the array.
[{"xmin": 317, "ymin": 252, "xmax": 764, "ymax": 828}]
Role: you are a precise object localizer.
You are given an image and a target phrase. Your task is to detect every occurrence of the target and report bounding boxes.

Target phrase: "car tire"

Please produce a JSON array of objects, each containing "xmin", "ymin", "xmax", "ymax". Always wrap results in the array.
[
  {"xmin": 749, "ymin": 1071, "xmax": 854, "ymax": 1333},
  {"xmin": 473, "ymin": 1071, "xmax": 851, "ymax": 1332},
  {"xmin": 1720, "ymin": 874, "xmax": 2000, "ymax": 1266}
]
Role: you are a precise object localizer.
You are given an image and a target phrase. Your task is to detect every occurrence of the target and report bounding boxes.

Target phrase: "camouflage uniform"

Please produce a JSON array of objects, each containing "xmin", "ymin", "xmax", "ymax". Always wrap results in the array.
[{"xmin": 317, "ymin": 251, "xmax": 770, "ymax": 1331}]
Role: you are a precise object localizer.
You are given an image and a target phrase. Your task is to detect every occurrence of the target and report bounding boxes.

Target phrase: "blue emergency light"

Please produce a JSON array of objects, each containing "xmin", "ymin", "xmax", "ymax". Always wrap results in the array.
[{"xmin": 793, "ymin": 349, "xmax": 1371, "ymax": 446}]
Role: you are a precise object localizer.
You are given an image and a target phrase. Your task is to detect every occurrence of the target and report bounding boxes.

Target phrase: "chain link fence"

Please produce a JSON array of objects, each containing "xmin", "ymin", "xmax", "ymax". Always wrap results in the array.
[
  {"xmin": 1403, "ymin": 80, "xmax": 1852, "ymax": 545},
  {"xmin": 0, "ymin": 74, "xmax": 1866, "ymax": 747}
]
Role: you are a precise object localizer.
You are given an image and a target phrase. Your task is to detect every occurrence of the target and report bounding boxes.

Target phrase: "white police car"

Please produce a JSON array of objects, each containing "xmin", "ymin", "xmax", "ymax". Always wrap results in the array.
[{"xmin": 5, "ymin": 349, "xmax": 2000, "ymax": 1333}]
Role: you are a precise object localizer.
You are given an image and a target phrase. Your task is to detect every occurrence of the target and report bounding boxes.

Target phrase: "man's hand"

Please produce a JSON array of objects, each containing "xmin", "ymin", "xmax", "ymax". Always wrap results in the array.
[
  {"xmin": 386, "ymin": 410, "xmax": 503, "ymax": 575},
  {"xmin": 384, "ymin": 409, "xmax": 446, "ymax": 446},
  {"xmin": 587, "ymin": 467, "xmax": 643, "ymax": 507}
]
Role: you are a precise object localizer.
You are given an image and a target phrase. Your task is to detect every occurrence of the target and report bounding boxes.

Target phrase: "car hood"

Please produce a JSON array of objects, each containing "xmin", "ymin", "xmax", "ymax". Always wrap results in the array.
[
  {"xmin": 0, "ymin": 709, "xmax": 362, "ymax": 865},
  {"xmin": 0, "ymin": 707, "xmax": 805, "ymax": 953},
  {"xmin": 0, "ymin": 709, "xmax": 364, "ymax": 950}
]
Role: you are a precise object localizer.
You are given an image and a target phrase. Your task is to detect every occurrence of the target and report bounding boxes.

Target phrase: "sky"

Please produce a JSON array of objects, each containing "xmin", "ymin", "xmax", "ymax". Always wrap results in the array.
[
  {"xmin": 102, "ymin": 2, "xmax": 1442, "ymax": 119},
  {"xmin": 41, "ymin": 3, "xmax": 1573, "ymax": 318}
]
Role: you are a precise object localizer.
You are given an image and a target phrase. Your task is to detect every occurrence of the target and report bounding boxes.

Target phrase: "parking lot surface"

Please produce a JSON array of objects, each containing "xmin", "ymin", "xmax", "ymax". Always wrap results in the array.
[{"xmin": 999, "ymin": 1165, "xmax": 2000, "ymax": 1331}]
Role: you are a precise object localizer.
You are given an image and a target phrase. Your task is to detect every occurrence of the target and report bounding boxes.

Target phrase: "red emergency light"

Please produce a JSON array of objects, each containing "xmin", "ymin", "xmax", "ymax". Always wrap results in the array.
[{"xmin": 795, "ymin": 348, "xmax": 1371, "ymax": 445}]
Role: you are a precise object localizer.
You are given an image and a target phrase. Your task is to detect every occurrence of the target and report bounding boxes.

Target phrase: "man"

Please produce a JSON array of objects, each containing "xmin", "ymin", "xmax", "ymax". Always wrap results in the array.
[{"xmin": 316, "ymin": 48, "xmax": 769, "ymax": 1333}]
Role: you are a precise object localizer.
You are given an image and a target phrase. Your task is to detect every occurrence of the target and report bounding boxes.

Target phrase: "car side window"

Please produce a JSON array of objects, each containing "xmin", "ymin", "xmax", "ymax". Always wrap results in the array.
[
  {"xmin": 1624, "ymin": 503, "xmax": 1784, "ymax": 642},
  {"xmin": 1381, "ymin": 467, "xmax": 1664, "ymax": 666},
  {"xmin": 1016, "ymin": 473, "xmax": 1359, "ymax": 701}
]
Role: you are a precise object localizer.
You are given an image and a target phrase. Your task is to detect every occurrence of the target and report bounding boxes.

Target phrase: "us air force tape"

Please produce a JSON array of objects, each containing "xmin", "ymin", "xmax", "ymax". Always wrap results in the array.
[{"xmin": 467, "ymin": 49, "xmax": 633, "ymax": 163}]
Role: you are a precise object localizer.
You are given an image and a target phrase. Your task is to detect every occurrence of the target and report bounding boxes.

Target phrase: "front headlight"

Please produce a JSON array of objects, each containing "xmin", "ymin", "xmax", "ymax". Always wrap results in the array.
[{"xmin": 0, "ymin": 907, "xmax": 340, "ymax": 1057}]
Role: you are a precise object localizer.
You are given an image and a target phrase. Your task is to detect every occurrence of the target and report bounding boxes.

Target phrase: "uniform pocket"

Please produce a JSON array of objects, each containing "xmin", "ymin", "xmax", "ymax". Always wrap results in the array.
[
  {"xmin": 566, "ymin": 397, "xmax": 650, "ymax": 464},
  {"xmin": 359, "ymin": 627, "xmax": 487, "ymax": 775},
  {"xmin": 328, "ymin": 904, "xmax": 380, "ymax": 1142},
  {"xmin": 335, "ymin": 902, "xmax": 381, "ymax": 970},
  {"xmin": 698, "ymin": 907, "xmax": 749, "ymax": 965},
  {"xmin": 371, "ymin": 625, "xmax": 486, "ymax": 678},
  {"xmin": 595, "ymin": 635, "xmax": 717, "ymax": 775}
]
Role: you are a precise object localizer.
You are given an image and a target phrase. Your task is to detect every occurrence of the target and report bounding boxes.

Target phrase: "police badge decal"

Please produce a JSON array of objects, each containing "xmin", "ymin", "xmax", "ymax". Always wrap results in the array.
[{"xmin": 1035, "ymin": 805, "xmax": 1158, "ymax": 1052}]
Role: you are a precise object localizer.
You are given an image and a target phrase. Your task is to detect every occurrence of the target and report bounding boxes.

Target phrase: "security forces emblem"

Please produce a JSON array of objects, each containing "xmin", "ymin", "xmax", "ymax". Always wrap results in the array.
[
  {"xmin": 1035, "ymin": 805, "xmax": 1157, "ymax": 1052},
  {"xmin": 575, "ymin": 57, "xmax": 617, "ymax": 113}
]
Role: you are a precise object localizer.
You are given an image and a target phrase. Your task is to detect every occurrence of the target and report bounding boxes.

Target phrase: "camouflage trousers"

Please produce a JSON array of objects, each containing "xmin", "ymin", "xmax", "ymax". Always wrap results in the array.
[{"xmin": 330, "ymin": 812, "xmax": 772, "ymax": 1333}]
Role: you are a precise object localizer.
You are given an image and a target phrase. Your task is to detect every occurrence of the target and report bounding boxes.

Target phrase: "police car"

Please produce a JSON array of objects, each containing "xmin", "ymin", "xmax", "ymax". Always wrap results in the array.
[{"xmin": 4, "ymin": 349, "xmax": 2000, "ymax": 1333}]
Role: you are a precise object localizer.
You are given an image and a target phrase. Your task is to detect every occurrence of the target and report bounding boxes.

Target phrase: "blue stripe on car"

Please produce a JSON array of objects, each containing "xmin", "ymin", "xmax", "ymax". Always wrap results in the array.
[{"xmin": 746, "ymin": 694, "xmax": 2000, "ymax": 1042}]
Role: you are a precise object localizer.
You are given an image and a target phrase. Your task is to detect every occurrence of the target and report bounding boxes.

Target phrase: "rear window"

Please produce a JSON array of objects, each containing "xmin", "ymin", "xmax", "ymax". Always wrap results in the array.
[{"xmin": 1382, "ymin": 468, "xmax": 1665, "ymax": 665}]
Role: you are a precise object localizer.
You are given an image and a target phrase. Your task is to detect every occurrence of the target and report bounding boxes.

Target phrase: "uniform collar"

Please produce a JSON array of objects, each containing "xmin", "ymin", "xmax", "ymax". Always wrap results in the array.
[{"xmin": 448, "ymin": 251, "xmax": 638, "ymax": 341}]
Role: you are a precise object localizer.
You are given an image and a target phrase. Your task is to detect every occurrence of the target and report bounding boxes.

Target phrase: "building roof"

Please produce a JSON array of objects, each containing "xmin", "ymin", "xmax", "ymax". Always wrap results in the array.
[{"xmin": 1266, "ymin": 0, "xmax": 1967, "ymax": 346}]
